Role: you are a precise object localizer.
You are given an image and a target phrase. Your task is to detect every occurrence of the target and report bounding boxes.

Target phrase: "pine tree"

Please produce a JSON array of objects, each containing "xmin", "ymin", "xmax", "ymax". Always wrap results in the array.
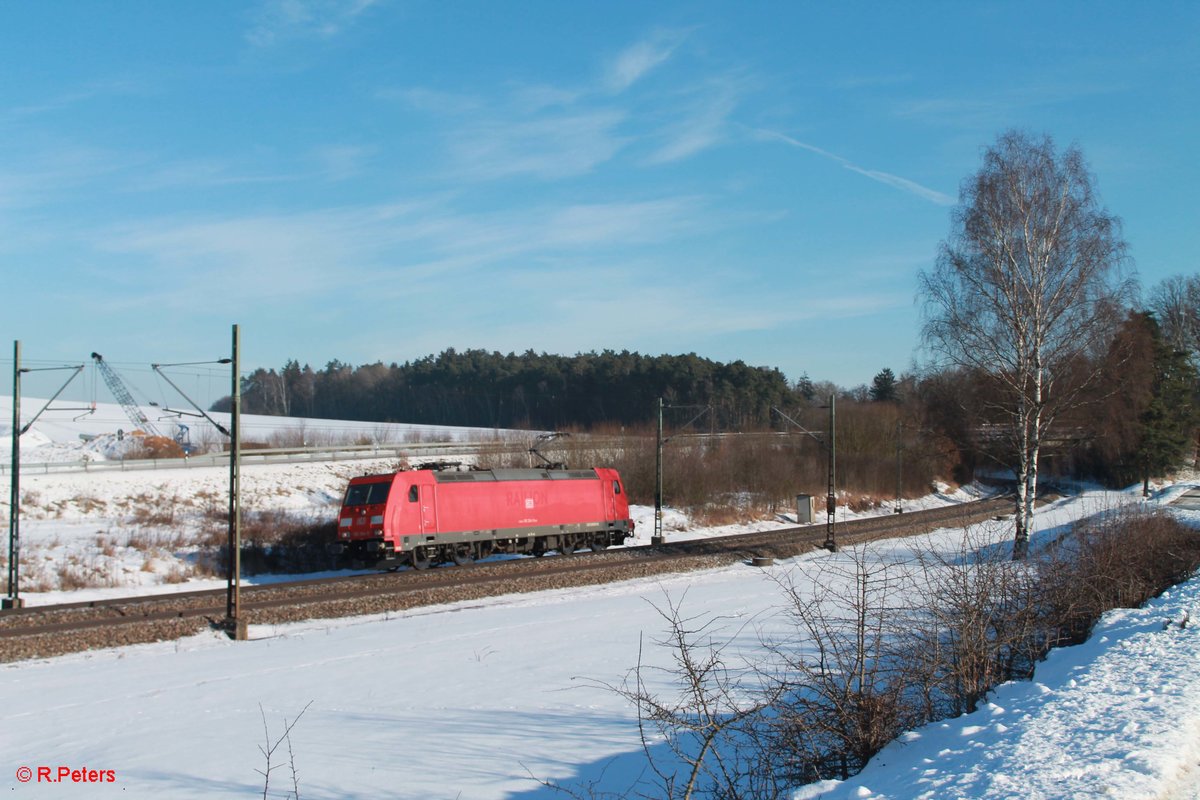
[
  {"xmin": 869, "ymin": 368, "xmax": 899, "ymax": 402},
  {"xmin": 1136, "ymin": 315, "xmax": 1200, "ymax": 492}
]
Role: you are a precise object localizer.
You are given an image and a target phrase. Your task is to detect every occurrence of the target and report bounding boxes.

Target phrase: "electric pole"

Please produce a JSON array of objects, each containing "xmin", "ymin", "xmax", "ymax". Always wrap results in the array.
[
  {"xmin": 5, "ymin": 341, "xmax": 22, "ymax": 610},
  {"xmin": 653, "ymin": 397, "xmax": 664, "ymax": 545},
  {"xmin": 227, "ymin": 324, "xmax": 243, "ymax": 639},
  {"xmin": 824, "ymin": 394, "xmax": 837, "ymax": 552},
  {"xmin": 5, "ymin": 343, "xmax": 85, "ymax": 609}
]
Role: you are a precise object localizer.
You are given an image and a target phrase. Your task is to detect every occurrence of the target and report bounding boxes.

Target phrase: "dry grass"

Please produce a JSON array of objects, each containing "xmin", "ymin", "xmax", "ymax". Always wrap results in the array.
[
  {"xmin": 94, "ymin": 534, "xmax": 117, "ymax": 558},
  {"xmin": 690, "ymin": 505, "xmax": 764, "ymax": 527},
  {"xmin": 125, "ymin": 491, "xmax": 182, "ymax": 526},
  {"xmin": 54, "ymin": 553, "xmax": 123, "ymax": 591},
  {"xmin": 843, "ymin": 493, "xmax": 888, "ymax": 513},
  {"xmin": 161, "ymin": 564, "xmax": 191, "ymax": 584},
  {"xmin": 69, "ymin": 494, "xmax": 108, "ymax": 514},
  {"xmin": 122, "ymin": 527, "xmax": 196, "ymax": 552}
]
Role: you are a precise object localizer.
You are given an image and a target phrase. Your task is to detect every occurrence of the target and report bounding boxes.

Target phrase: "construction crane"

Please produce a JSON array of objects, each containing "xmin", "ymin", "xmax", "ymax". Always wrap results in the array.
[{"xmin": 90, "ymin": 352, "xmax": 163, "ymax": 438}]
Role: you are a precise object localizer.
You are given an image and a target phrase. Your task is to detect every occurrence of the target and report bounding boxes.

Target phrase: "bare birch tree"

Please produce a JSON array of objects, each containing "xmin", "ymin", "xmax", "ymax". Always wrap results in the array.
[
  {"xmin": 920, "ymin": 130, "xmax": 1133, "ymax": 558},
  {"xmin": 1149, "ymin": 274, "xmax": 1200, "ymax": 363}
]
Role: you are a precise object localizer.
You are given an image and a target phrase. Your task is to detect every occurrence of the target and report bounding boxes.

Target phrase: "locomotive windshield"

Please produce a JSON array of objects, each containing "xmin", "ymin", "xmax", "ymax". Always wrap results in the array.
[{"xmin": 343, "ymin": 481, "xmax": 391, "ymax": 507}]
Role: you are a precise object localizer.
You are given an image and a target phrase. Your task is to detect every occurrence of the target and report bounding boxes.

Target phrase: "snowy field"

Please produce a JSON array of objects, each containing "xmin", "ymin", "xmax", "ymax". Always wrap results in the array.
[
  {"xmin": 0, "ymin": 489, "xmax": 1197, "ymax": 797},
  {"xmin": 2, "ymin": 400, "xmax": 1200, "ymax": 798},
  {"xmin": 1, "ymin": 396, "xmax": 501, "ymax": 460}
]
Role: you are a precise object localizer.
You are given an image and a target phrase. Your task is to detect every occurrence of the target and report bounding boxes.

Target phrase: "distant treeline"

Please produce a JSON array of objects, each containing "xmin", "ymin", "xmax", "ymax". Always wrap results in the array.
[{"xmin": 213, "ymin": 349, "xmax": 801, "ymax": 429}]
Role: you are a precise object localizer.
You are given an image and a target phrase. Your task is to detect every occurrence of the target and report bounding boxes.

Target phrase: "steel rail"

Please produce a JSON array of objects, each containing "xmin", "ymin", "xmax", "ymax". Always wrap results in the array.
[{"xmin": 0, "ymin": 498, "xmax": 1011, "ymax": 651}]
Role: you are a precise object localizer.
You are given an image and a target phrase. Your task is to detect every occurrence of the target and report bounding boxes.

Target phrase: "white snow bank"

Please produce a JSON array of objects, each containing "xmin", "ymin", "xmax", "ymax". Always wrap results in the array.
[{"xmin": 796, "ymin": 570, "xmax": 1200, "ymax": 800}]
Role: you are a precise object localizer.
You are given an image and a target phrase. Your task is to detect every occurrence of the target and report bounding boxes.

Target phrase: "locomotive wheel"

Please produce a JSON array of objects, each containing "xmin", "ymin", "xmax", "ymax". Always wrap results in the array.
[
  {"xmin": 410, "ymin": 547, "xmax": 431, "ymax": 570},
  {"xmin": 590, "ymin": 537, "xmax": 606, "ymax": 553},
  {"xmin": 559, "ymin": 536, "xmax": 575, "ymax": 556},
  {"xmin": 451, "ymin": 545, "xmax": 475, "ymax": 566}
]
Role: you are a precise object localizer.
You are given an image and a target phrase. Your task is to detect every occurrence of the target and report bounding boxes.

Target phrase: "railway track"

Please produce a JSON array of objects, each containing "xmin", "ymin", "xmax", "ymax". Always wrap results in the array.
[{"xmin": 0, "ymin": 497, "xmax": 1012, "ymax": 663}]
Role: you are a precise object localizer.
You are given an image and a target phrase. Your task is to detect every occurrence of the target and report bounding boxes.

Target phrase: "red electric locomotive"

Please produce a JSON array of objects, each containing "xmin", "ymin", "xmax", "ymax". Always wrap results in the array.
[{"xmin": 328, "ymin": 467, "xmax": 634, "ymax": 569}]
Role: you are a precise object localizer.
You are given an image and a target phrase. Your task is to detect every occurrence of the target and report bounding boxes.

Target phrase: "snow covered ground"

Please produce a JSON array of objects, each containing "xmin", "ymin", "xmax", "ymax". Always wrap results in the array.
[
  {"xmin": 2, "ymin": 400, "xmax": 1200, "ymax": 798},
  {"xmin": 0, "ymin": 483, "xmax": 1197, "ymax": 798}
]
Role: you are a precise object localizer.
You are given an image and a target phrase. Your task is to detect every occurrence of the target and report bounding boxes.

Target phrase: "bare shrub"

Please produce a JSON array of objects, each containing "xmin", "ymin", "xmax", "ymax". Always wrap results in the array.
[
  {"xmin": 1039, "ymin": 507, "xmax": 1200, "ymax": 646},
  {"xmin": 195, "ymin": 511, "xmax": 337, "ymax": 576},
  {"xmin": 267, "ymin": 421, "xmax": 310, "ymax": 449},
  {"xmin": 562, "ymin": 420, "xmax": 949, "ymax": 524},
  {"xmin": 256, "ymin": 701, "xmax": 312, "ymax": 800},
  {"xmin": 763, "ymin": 548, "xmax": 925, "ymax": 784},
  {"xmin": 189, "ymin": 424, "xmax": 223, "ymax": 455},
  {"xmin": 469, "ymin": 417, "xmax": 951, "ymax": 525},
  {"xmin": 908, "ymin": 524, "xmax": 1045, "ymax": 716},
  {"xmin": 604, "ymin": 593, "xmax": 785, "ymax": 800},
  {"xmin": 130, "ymin": 435, "xmax": 186, "ymax": 459}
]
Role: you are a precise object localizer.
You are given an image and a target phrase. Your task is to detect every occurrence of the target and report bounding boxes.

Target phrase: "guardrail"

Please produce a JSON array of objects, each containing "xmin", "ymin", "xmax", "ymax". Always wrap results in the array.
[
  {"xmin": 2, "ymin": 440, "xmax": 536, "ymax": 476},
  {"xmin": 3, "ymin": 431, "xmax": 777, "ymax": 477}
]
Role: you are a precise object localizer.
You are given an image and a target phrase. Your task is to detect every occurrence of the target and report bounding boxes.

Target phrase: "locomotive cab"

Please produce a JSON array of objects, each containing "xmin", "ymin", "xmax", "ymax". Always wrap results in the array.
[{"xmin": 328, "ymin": 474, "xmax": 406, "ymax": 568}]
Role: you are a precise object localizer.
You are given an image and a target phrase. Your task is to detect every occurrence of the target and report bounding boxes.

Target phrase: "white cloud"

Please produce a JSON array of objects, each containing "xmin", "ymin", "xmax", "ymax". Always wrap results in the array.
[
  {"xmin": 126, "ymin": 159, "xmax": 301, "ymax": 192},
  {"xmin": 449, "ymin": 109, "xmax": 630, "ymax": 181},
  {"xmin": 245, "ymin": 0, "xmax": 381, "ymax": 46},
  {"xmin": 387, "ymin": 28, "xmax": 733, "ymax": 179},
  {"xmin": 0, "ymin": 144, "xmax": 135, "ymax": 210},
  {"xmin": 540, "ymin": 198, "xmax": 702, "ymax": 246},
  {"xmin": 91, "ymin": 193, "xmax": 707, "ymax": 312},
  {"xmin": 2, "ymin": 78, "xmax": 150, "ymax": 121},
  {"xmin": 311, "ymin": 144, "xmax": 375, "ymax": 181},
  {"xmin": 604, "ymin": 30, "xmax": 688, "ymax": 93},
  {"xmin": 509, "ymin": 83, "xmax": 582, "ymax": 113},
  {"xmin": 893, "ymin": 80, "xmax": 1129, "ymax": 129},
  {"xmin": 646, "ymin": 79, "xmax": 741, "ymax": 165},
  {"xmin": 382, "ymin": 87, "xmax": 483, "ymax": 115}
]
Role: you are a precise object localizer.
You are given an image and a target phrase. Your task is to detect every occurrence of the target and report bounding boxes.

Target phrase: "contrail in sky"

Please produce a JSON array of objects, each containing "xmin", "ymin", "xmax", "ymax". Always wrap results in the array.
[{"xmin": 757, "ymin": 128, "xmax": 955, "ymax": 206}]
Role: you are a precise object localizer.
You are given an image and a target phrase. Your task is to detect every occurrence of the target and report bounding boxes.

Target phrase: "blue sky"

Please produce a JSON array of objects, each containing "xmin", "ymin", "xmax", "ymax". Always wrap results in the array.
[{"xmin": 2, "ymin": 1, "xmax": 1197, "ymax": 408}]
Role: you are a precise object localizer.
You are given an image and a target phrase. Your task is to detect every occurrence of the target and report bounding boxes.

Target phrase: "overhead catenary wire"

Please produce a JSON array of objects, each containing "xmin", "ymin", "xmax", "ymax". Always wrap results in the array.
[{"xmin": 1, "ymin": 359, "xmax": 248, "ymax": 417}]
